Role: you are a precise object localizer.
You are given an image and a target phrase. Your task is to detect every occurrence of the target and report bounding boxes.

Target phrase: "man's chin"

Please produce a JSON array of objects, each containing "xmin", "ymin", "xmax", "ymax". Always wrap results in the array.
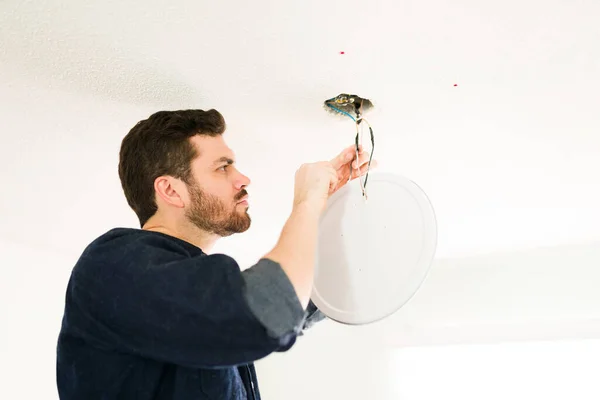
[
  {"xmin": 226, "ymin": 216, "xmax": 251, "ymax": 235},
  {"xmin": 238, "ymin": 218, "xmax": 251, "ymax": 233},
  {"xmin": 219, "ymin": 224, "xmax": 250, "ymax": 238}
]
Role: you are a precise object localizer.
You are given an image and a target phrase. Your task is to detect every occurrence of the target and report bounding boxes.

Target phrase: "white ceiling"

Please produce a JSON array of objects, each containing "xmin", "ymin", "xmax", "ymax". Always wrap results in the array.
[{"xmin": 1, "ymin": 0, "xmax": 599, "ymax": 265}]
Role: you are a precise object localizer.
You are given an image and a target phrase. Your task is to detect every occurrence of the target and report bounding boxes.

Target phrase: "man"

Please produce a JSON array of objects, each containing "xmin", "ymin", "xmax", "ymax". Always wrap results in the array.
[{"xmin": 56, "ymin": 109, "xmax": 375, "ymax": 399}]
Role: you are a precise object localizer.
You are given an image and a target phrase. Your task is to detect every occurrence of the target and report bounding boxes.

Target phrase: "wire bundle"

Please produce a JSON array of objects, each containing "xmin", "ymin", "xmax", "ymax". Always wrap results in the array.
[{"xmin": 324, "ymin": 94, "xmax": 375, "ymax": 199}]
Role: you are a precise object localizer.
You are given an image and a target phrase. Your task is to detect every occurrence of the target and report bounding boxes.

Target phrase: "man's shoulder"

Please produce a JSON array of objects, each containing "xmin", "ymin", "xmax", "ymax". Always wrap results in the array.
[
  {"xmin": 88, "ymin": 227, "xmax": 198, "ymax": 252},
  {"xmin": 76, "ymin": 227, "xmax": 203, "ymax": 268}
]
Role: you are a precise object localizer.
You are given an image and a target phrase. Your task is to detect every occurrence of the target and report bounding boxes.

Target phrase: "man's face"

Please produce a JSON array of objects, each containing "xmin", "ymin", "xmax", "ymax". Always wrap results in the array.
[{"xmin": 184, "ymin": 135, "xmax": 251, "ymax": 237}]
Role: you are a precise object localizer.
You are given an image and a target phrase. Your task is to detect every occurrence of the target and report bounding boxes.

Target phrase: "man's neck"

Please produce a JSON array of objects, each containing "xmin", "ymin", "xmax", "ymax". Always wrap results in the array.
[{"xmin": 142, "ymin": 221, "xmax": 219, "ymax": 253}]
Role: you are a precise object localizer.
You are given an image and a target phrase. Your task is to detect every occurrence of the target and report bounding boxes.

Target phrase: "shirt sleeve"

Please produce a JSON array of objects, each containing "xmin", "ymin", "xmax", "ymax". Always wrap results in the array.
[
  {"xmin": 300, "ymin": 300, "xmax": 327, "ymax": 333},
  {"xmin": 240, "ymin": 258, "xmax": 307, "ymax": 338},
  {"xmin": 66, "ymin": 235, "xmax": 305, "ymax": 369}
]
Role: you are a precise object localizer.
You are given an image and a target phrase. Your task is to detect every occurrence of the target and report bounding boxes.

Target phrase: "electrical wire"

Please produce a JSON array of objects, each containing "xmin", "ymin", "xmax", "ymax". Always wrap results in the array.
[
  {"xmin": 325, "ymin": 95, "xmax": 375, "ymax": 199},
  {"xmin": 325, "ymin": 103, "xmax": 356, "ymax": 121},
  {"xmin": 356, "ymin": 117, "xmax": 375, "ymax": 190}
]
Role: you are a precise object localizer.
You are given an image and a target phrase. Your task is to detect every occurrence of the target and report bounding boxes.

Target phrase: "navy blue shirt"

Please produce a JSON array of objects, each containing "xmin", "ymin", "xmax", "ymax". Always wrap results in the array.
[{"xmin": 56, "ymin": 228, "xmax": 324, "ymax": 399}]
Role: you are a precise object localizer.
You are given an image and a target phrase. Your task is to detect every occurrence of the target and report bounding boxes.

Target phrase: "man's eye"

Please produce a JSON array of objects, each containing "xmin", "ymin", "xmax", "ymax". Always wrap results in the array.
[{"xmin": 218, "ymin": 165, "xmax": 229, "ymax": 171}]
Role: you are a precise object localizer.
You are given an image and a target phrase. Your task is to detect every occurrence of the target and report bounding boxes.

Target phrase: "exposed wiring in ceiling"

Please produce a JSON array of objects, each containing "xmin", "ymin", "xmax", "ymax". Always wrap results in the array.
[{"xmin": 324, "ymin": 93, "xmax": 375, "ymax": 199}]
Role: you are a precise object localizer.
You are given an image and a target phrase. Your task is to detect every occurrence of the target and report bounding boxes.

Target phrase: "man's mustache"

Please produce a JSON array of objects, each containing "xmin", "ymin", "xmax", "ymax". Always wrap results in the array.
[{"xmin": 234, "ymin": 189, "xmax": 248, "ymax": 202}]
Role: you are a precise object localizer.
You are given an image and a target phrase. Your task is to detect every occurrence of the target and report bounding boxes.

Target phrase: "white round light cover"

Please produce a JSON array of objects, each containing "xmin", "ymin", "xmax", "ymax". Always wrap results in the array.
[{"xmin": 311, "ymin": 172, "xmax": 437, "ymax": 325}]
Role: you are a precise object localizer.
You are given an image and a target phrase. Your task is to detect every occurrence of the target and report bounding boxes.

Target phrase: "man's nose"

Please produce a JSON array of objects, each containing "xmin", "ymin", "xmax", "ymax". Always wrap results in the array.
[{"xmin": 234, "ymin": 172, "xmax": 251, "ymax": 190}]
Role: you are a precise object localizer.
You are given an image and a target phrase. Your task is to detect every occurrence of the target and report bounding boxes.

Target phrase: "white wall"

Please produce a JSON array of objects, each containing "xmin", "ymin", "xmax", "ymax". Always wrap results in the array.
[
  {"xmin": 0, "ymin": 239, "xmax": 76, "ymax": 400},
  {"xmin": 255, "ymin": 241, "xmax": 600, "ymax": 399},
  {"xmin": 256, "ymin": 338, "xmax": 600, "ymax": 400},
  {"xmin": 391, "ymin": 339, "xmax": 600, "ymax": 400}
]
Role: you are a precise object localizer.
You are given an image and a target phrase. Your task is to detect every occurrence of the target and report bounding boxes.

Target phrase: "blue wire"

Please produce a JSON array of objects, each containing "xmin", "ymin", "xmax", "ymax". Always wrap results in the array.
[{"xmin": 326, "ymin": 103, "xmax": 356, "ymax": 122}]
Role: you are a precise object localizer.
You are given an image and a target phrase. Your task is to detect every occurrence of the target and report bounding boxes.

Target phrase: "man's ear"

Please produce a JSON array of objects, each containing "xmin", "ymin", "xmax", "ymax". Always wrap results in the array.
[{"xmin": 154, "ymin": 176, "xmax": 187, "ymax": 208}]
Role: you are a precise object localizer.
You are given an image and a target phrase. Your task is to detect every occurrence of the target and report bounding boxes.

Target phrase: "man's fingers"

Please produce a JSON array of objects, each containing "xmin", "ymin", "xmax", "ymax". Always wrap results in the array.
[
  {"xmin": 352, "ymin": 151, "xmax": 371, "ymax": 169},
  {"xmin": 328, "ymin": 165, "xmax": 341, "ymax": 194},
  {"xmin": 330, "ymin": 148, "xmax": 352, "ymax": 169},
  {"xmin": 351, "ymin": 159, "xmax": 378, "ymax": 179},
  {"xmin": 330, "ymin": 144, "xmax": 365, "ymax": 169}
]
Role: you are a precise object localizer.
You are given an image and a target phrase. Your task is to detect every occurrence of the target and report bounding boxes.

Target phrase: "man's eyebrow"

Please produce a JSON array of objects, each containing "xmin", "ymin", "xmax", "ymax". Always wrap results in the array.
[{"xmin": 212, "ymin": 156, "xmax": 235, "ymax": 166}]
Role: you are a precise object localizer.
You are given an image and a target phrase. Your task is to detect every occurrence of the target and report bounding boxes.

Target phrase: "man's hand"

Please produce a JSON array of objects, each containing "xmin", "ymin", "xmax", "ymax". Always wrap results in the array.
[
  {"xmin": 329, "ymin": 144, "xmax": 378, "ymax": 194},
  {"xmin": 292, "ymin": 161, "xmax": 339, "ymax": 214}
]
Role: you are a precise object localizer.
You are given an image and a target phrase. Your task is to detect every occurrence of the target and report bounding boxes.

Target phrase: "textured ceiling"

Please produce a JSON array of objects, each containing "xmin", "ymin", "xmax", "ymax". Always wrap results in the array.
[{"xmin": 1, "ymin": 0, "xmax": 600, "ymax": 263}]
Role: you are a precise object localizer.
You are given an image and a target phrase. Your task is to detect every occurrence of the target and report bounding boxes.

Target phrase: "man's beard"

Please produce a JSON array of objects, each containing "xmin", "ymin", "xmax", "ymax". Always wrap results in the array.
[{"xmin": 185, "ymin": 182, "xmax": 251, "ymax": 237}]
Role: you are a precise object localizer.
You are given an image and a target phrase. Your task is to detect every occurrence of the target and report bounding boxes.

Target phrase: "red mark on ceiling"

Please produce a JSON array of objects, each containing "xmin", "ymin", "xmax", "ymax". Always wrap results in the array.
[
  {"xmin": 454, "ymin": 84, "xmax": 458, "ymax": 86},
  {"xmin": 340, "ymin": 51, "xmax": 345, "ymax": 54}
]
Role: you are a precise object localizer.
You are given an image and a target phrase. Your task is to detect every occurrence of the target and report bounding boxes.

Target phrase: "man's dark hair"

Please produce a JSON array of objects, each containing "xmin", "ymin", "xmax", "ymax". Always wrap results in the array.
[{"xmin": 118, "ymin": 109, "xmax": 226, "ymax": 227}]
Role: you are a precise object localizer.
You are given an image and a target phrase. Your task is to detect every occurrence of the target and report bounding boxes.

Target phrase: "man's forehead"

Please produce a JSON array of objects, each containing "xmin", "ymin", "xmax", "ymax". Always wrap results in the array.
[{"xmin": 190, "ymin": 135, "xmax": 235, "ymax": 164}]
